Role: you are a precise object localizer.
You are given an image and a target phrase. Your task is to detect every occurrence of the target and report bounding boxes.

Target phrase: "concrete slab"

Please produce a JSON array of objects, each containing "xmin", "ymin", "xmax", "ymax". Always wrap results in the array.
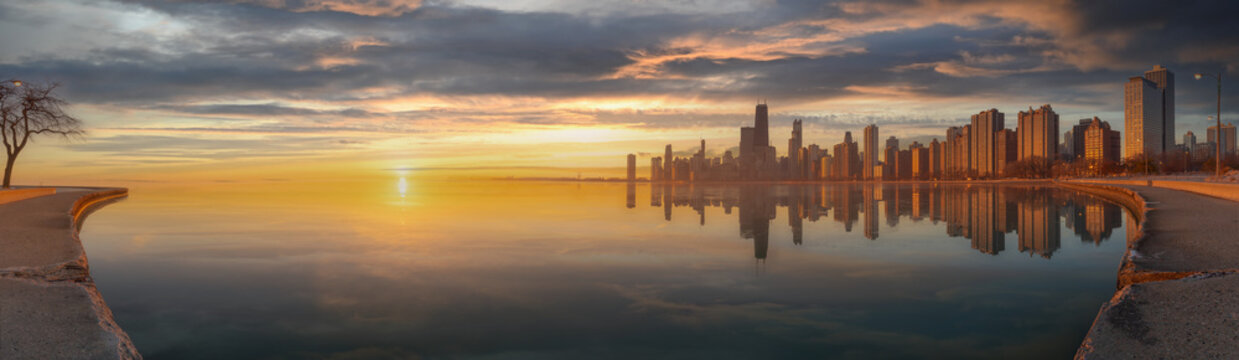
[
  {"xmin": 0, "ymin": 278, "xmax": 138, "ymax": 360},
  {"xmin": 0, "ymin": 187, "xmax": 138, "ymax": 359},
  {"xmin": 1077, "ymin": 273, "xmax": 1239, "ymax": 359}
]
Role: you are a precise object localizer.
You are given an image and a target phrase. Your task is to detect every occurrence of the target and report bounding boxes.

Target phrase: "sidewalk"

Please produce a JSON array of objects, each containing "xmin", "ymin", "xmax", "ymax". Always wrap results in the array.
[
  {"xmin": 1073, "ymin": 183, "xmax": 1239, "ymax": 359},
  {"xmin": 0, "ymin": 188, "xmax": 139, "ymax": 360}
]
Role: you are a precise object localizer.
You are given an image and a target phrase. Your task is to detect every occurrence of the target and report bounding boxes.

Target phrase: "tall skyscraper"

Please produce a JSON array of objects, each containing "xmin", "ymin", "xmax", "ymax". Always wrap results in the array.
[
  {"xmin": 755, "ymin": 103, "xmax": 769, "ymax": 149},
  {"xmin": 1144, "ymin": 65, "xmax": 1175, "ymax": 152},
  {"xmin": 970, "ymin": 109, "xmax": 1005, "ymax": 176},
  {"xmin": 1184, "ymin": 131, "xmax": 1197, "ymax": 148},
  {"xmin": 626, "ymin": 154, "xmax": 636, "ymax": 181},
  {"xmin": 1208, "ymin": 122, "xmax": 1237, "ymax": 155},
  {"xmin": 1125, "ymin": 65, "xmax": 1175, "ymax": 158},
  {"xmin": 788, "ymin": 119, "xmax": 803, "ymax": 179},
  {"xmin": 1018, "ymin": 104, "xmax": 1059, "ymax": 161},
  {"xmin": 664, "ymin": 144, "xmax": 673, "ymax": 180},
  {"xmin": 929, "ymin": 139, "xmax": 942, "ymax": 178},
  {"xmin": 863, "ymin": 125, "xmax": 879, "ymax": 180}
]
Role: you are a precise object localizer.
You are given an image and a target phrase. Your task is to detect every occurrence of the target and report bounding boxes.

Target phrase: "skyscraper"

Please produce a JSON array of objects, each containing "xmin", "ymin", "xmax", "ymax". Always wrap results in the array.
[
  {"xmin": 626, "ymin": 154, "xmax": 636, "ymax": 181},
  {"xmin": 1124, "ymin": 65, "xmax": 1174, "ymax": 158},
  {"xmin": 970, "ymin": 109, "xmax": 1005, "ymax": 176},
  {"xmin": 755, "ymin": 103, "xmax": 769, "ymax": 149},
  {"xmin": 788, "ymin": 119, "xmax": 803, "ymax": 179},
  {"xmin": 1184, "ymin": 131, "xmax": 1197, "ymax": 148},
  {"xmin": 1208, "ymin": 122, "xmax": 1237, "ymax": 156},
  {"xmin": 1018, "ymin": 104, "xmax": 1059, "ymax": 161},
  {"xmin": 664, "ymin": 144, "xmax": 673, "ymax": 180},
  {"xmin": 863, "ymin": 125, "xmax": 879, "ymax": 180},
  {"xmin": 1144, "ymin": 65, "xmax": 1175, "ymax": 153}
]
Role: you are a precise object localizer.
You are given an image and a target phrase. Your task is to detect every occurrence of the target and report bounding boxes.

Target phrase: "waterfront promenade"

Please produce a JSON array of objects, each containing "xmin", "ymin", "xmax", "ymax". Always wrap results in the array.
[
  {"xmin": 0, "ymin": 188, "xmax": 139, "ymax": 360},
  {"xmin": 1067, "ymin": 179, "xmax": 1239, "ymax": 359}
]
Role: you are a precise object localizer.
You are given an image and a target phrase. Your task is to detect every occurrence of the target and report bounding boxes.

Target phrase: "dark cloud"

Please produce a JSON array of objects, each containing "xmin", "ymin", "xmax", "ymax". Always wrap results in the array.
[{"xmin": 4, "ymin": 0, "xmax": 1237, "ymax": 136}]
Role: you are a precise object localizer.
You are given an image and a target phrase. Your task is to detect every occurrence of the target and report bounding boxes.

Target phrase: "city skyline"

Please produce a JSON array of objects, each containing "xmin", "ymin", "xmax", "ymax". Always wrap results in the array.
[
  {"xmin": 633, "ymin": 72, "xmax": 1182, "ymax": 183},
  {"xmin": 2, "ymin": 1, "xmax": 1237, "ymax": 184}
]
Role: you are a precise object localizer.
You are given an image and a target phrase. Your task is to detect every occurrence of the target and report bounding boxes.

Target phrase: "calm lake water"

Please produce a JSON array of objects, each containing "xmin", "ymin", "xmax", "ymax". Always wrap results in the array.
[{"xmin": 79, "ymin": 179, "xmax": 1130, "ymax": 359}]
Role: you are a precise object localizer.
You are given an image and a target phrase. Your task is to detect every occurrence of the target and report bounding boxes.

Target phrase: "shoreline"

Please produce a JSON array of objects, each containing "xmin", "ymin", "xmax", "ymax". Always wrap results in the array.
[
  {"xmin": 1058, "ymin": 180, "xmax": 1239, "ymax": 358},
  {"xmin": 0, "ymin": 187, "xmax": 140, "ymax": 359}
]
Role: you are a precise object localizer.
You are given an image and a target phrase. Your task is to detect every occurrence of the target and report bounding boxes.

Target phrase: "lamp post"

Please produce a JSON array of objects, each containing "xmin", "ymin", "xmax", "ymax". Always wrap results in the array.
[{"xmin": 1195, "ymin": 72, "xmax": 1222, "ymax": 177}]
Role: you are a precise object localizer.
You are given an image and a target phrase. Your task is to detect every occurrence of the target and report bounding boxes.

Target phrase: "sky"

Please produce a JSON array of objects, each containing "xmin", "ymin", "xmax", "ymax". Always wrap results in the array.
[{"xmin": 2, "ymin": 0, "xmax": 1237, "ymax": 183}]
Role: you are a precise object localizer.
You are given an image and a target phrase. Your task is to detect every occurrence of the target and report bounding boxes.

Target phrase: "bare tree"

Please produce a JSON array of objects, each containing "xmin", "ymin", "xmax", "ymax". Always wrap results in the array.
[{"xmin": 0, "ymin": 81, "xmax": 84, "ymax": 188}]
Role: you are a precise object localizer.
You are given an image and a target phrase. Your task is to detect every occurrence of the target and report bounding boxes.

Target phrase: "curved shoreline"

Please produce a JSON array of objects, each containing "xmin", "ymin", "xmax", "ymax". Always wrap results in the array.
[
  {"xmin": 0, "ymin": 187, "xmax": 140, "ymax": 360},
  {"xmin": 1060, "ymin": 180, "xmax": 1239, "ymax": 358}
]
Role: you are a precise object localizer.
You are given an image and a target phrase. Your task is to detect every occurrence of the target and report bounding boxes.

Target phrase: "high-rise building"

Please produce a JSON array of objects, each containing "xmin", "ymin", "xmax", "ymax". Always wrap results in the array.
[
  {"xmin": 995, "ymin": 129, "xmax": 1018, "ymax": 175},
  {"xmin": 1082, "ymin": 117, "xmax": 1120, "ymax": 163},
  {"xmin": 970, "ymin": 108, "xmax": 1005, "ymax": 176},
  {"xmin": 755, "ymin": 103, "xmax": 769, "ymax": 149},
  {"xmin": 863, "ymin": 125, "xmax": 879, "ymax": 180},
  {"xmin": 911, "ymin": 144, "xmax": 929, "ymax": 179},
  {"xmin": 1070, "ymin": 118, "xmax": 1092, "ymax": 160},
  {"xmin": 1018, "ymin": 104, "xmax": 1059, "ymax": 161},
  {"xmin": 1125, "ymin": 66, "xmax": 1175, "ymax": 158},
  {"xmin": 1183, "ymin": 131, "xmax": 1197, "ymax": 148},
  {"xmin": 1208, "ymin": 122, "xmax": 1237, "ymax": 155},
  {"xmin": 739, "ymin": 127, "xmax": 754, "ymax": 178},
  {"xmin": 1192, "ymin": 142, "xmax": 1217, "ymax": 162},
  {"xmin": 885, "ymin": 136, "xmax": 899, "ymax": 154},
  {"xmin": 626, "ymin": 154, "xmax": 637, "ymax": 181},
  {"xmin": 883, "ymin": 145, "xmax": 899, "ymax": 180},
  {"xmin": 650, "ymin": 157, "xmax": 662, "ymax": 181},
  {"xmin": 944, "ymin": 126, "xmax": 970, "ymax": 176},
  {"xmin": 897, "ymin": 149, "xmax": 912, "ymax": 180},
  {"xmin": 833, "ymin": 132, "xmax": 859, "ymax": 180},
  {"xmin": 1144, "ymin": 65, "xmax": 1175, "ymax": 153},
  {"xmin": 929, "ymin": 139, "xmax": 942, "ymax": 178},
  {"xmin": 663, "ymin": 144, "xmax": 673, "ymax": 179},
  {"xmin": 788, "ymin": 119, "xmax": 803, "ymax": 179}
]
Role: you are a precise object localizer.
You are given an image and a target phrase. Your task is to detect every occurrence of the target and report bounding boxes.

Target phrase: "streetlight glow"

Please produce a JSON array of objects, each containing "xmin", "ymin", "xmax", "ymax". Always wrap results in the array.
[
  {"xmin": 1195, "ymin": 73, "xmax": 1204, "ymax": 80},
  {"xmin": 10, "ymin": 80, "xmax": 20, "ymax": 87}
]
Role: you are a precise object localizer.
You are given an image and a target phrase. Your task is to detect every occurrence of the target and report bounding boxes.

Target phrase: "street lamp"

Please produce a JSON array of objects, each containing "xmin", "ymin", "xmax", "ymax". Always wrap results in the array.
[
  {"xmin": 1195, "ymin": 72, "xmax": 1223, "ymax": 177},
  {"xmin": 10, "ymin": 80, "xmax": 20, "ymax": 87}
]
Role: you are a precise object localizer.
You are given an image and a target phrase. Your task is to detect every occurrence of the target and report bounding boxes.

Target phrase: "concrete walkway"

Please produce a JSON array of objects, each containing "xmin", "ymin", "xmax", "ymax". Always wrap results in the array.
[
  {"xmin": 0, "ymin": 188, "xmax": 139, "ymax": 360},
  {"xmin": 1074, "ymin": 183, "xmax": 1239, "ymax": 359}
]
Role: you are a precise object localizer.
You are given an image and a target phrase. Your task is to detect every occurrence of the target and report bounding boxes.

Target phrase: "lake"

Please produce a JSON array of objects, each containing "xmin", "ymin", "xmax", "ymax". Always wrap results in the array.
[{"xmin": 78, "ymin": 179, "xmax": 1130, "ymax": 359}]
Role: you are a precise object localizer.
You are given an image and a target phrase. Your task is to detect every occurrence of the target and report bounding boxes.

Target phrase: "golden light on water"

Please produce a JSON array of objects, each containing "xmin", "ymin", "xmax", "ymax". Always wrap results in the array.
[{"xmin": 397, "ymin": 176, "xmax": 408, "ymax": 198}]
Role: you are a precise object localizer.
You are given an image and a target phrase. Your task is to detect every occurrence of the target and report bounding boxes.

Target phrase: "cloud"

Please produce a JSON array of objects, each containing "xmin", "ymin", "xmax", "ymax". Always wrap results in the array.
[{"xmin": 6, "ymin": 0, "xmax": 1239, "ymax": 175}]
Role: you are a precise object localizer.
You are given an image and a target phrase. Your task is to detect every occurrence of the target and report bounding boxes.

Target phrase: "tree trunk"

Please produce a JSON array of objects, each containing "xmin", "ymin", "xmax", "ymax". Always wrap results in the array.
[{"xmin": 3, "ymin": 154, "xmax": 15, "ymax": 189}]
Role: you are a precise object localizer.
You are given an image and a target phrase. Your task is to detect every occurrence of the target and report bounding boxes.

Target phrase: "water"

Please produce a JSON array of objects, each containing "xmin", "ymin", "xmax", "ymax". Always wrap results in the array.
[{"xmin": 78, "ymin": 179, "xmax": 1129, "ymax": 359}]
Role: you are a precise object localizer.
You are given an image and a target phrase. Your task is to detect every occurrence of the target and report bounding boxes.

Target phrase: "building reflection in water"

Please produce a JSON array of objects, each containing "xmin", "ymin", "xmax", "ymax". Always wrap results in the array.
[{"xmin": 632, "ymin": 183, "xmax": 1122, "ymax": 261}]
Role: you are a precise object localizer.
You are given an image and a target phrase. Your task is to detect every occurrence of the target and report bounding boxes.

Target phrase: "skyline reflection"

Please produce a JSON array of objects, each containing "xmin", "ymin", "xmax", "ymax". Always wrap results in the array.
[{"xmin": 629, "ymin": 183, "xmax": 1123, "ymax": 260}]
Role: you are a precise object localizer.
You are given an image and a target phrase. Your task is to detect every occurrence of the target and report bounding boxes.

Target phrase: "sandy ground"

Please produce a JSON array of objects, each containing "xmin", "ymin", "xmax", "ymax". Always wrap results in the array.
[{"xmin": 0, "ymin": 188, "xmax": 139, "ymax": 360}]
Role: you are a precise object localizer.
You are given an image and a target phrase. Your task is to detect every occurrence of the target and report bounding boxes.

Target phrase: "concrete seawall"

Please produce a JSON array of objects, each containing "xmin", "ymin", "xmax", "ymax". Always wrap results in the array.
[
  {"xmin": 0, "ymin": 188, "xmax": 140, "ymax": 360},
  {"xmin": 1061, "ymin": 180, "xmax": 1239, "ymax": 359}
]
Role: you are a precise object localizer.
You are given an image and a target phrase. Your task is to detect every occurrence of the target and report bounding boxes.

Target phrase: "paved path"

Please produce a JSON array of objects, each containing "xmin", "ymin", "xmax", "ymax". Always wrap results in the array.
[
  {"xmin": 1076, "ymin": 184, "xmax": 1239, "ymax": 359},
  {"xmin": 0, "ymin": 188, "xmax": 139, "ymax": 360}
]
